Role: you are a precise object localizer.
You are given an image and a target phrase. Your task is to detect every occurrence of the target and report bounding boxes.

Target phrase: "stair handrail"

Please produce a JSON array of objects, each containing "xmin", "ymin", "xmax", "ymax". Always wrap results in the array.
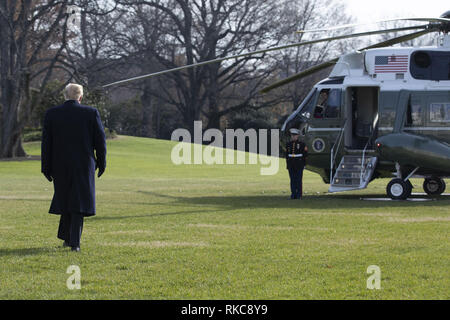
[
  {"xmin": 360, "ymin": 115, "xmax": 379, "ymax": 185},
  {"xmin": 330, "ymin": 118, "xmax": 347, "ymax": 184},
  {"xmin": 360, "ymin": 140, "xmax": 370, "ymax": 186}
]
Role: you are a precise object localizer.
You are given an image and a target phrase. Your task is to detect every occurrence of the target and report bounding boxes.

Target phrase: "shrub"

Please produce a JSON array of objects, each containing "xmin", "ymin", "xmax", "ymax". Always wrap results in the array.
[{"xmin": 22, "ymin": 130, "xmax": 42, "ymax": 142}]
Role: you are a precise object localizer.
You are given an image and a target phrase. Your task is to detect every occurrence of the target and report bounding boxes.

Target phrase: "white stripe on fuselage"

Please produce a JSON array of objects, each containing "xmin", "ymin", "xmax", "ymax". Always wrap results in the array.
[
  {"xmin": 307, "ymin": 127, "xmax": 450, "ymax": 132},
  {"xmin": 364, "ymin": 127, "xmax": 450, "ymax": 131},
  {"xmin": 307, "ymin": 127, "xmax": 342, "ymax": 132},
  {"xmin": 404, "ymin": 127, "xmax": 450, "ymax": 131}
]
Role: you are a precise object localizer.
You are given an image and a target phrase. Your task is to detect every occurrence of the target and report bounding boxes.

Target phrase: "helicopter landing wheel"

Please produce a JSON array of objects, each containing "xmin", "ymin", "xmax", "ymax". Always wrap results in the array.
[
  {"xmin": 423, "ymin": 178, "xmax": 446, "ymax": 196},
  {"xmin": 387, "ymin": 178, "xmax": 412, "ymax": 200}
]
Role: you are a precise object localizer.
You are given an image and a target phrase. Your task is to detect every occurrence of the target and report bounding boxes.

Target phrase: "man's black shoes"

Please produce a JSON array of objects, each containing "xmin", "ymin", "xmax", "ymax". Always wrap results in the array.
[{"xmin": 63, "ymin": 241, "xmax": 80, "ymax": 252}]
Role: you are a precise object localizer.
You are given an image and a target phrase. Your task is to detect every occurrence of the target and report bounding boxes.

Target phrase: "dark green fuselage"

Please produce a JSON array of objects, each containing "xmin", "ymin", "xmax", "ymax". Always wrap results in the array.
[{"xmin": 284, "ymin": 84, "xmax": 450, "ymax": 183}]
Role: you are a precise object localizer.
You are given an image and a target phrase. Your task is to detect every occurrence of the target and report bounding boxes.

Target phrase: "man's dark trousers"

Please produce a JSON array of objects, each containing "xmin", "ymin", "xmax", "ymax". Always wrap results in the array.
[
  {"xmin": 289, "ymin": 167, "xmax": 304, "ymax": 199},
  {"xmin": 57, "ymin": 213, "xmax": 84, "ymax": 247}
]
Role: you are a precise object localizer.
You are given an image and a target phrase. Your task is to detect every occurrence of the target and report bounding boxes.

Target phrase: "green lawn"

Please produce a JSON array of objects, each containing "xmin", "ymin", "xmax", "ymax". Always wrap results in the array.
[{"xmin": 0, "ymin": 135, "xmax": 448, "ymax": 299}]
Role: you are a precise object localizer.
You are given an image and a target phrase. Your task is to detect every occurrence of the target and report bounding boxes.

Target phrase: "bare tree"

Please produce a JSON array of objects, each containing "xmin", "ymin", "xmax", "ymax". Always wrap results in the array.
[
  {"xmin": 106, "ymin": 3, "xmax": 170, "ymax": 137},
  {"xmin": 0, "ymin": 0, "xmax": 127, "ymax": 158},
  {"xmin": 114, "ymin": 0, "xmax": 287, "ymax": 133},
  {"xmin": 0, "ymin": 0, "xmax": 75, "ymax": 158},
  {"xmin": 267, "ymin": 0, "xmax": 357, "ymax": 111},
  {"xmin": 110, "ymin": 0, "xmax": 359, "ymax": 134},
  {"xmin": 63, "ymin": 1, "xmax": 123, "ymax": 87}
]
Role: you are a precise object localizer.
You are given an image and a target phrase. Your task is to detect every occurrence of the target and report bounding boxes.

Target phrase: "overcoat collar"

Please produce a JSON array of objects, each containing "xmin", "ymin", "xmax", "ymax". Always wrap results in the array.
[{"xmin": 64, "ymin": 100, "xmax": 81, "ymax": 106}]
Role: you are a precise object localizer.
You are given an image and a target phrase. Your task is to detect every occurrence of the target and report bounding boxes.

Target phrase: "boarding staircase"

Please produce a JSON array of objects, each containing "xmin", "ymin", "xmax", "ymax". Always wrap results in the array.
[
  {"xmin": 329, "ymin": 154, "xmax": 378, "ymax": 192},
  {"xmin": 328, "ymin": 119, "xmax": 378, "ymax": 193}
]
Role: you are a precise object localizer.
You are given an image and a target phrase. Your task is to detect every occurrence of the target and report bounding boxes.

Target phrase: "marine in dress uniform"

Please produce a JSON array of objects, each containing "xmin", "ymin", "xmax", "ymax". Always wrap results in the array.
[
  {"xmin": 41, "ymin": 83, "xmax": 107, "ymax": 252},
  {"xmin": 286, "ymin": 128, "xmax": 308, "ymax": 199}
]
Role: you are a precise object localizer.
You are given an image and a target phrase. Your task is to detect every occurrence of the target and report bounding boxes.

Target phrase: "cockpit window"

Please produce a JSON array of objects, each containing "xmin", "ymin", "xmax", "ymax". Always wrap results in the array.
[
  {"xmin": 281, "ymin": 89, "xmax": 317, "ymax": 131},
  {"xmin": 313, "ymin": 89, "xmax": 341, "ymax": 119},
  {"xmin": 326, "ymin": 89, "xmax": 341, "ymax": 118},
  {"xmin": 300, "ymin": 89, "xmax": 318, "ymax": 115}
]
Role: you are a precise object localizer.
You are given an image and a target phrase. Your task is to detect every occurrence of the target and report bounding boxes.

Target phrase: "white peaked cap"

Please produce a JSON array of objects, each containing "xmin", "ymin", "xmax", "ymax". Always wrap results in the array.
[{"xmin": 289, "ymin": 128, "xmax": 301, "ymax": 135}]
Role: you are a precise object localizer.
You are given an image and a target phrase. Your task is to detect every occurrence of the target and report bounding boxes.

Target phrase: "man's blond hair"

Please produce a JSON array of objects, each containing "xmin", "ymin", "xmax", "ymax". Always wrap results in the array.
[{"xmin": 64, "ymin": 83, "xmax": 83, "ymax": 101}]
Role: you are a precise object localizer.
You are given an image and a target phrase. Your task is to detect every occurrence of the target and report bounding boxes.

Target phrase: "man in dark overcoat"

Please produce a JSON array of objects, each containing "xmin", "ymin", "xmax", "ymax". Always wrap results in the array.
[{"xmin": 41, "ymin": 83, "xmax": 106, "ymax": 252}]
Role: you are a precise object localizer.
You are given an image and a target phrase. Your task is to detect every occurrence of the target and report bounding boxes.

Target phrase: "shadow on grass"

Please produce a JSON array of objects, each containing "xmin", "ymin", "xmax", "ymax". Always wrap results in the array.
[
  {"xmin": 92, "ymin": 207, "xmax": 230, "ymax": 221},
  {"xmin": 0, "ymin": 155, "xmax": 41, "ymax": 162},
  {"xmin": 90, "ymin": 191, "xmax": 449, "ymax": 221},
  {"xmin": 0, "ymin": 198, "xmax": 50, "ymax": 202},
  {"xmin": 0, "ymin": 247, "xmax": 55, "ymax": 257},
  {"xmin": 138, "ymin": 191, "xmax": 450, "ymax": 210}
]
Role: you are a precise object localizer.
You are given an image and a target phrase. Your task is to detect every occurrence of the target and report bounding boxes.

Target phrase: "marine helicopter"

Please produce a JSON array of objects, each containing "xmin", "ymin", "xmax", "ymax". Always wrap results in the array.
[{"xmin": 103, "ymin": 11, "xmax": 450, "ymax": 200}]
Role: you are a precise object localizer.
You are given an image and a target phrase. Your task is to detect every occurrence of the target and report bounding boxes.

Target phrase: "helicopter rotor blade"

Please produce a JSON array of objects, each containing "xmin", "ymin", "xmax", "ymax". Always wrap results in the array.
[
  {"xmin": 260, "ymin": 28, "xmax": 433, "ymax": 94},
  {"xmin": 297, "ymin": 17, "xmax": 450, "ymax": 33},
  {"xmin": 362, "ymin": 28, "xmax": 432, "ymax": 49},
  {"xmin": 102, "ymin": 24, "xmax": 429, "ymax": 88},
  {"xmin": 259, "ymin": 60, "xmax": 338, "ymax": 94}
]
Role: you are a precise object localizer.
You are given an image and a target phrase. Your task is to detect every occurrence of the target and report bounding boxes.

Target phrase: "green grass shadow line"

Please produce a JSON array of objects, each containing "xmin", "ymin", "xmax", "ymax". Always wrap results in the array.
[
  {"xmin": 0, "ymin": 247, "xmax": 56, "ymax": 257},
  {"xmin": 91, "ymin": 208, "xmax": 230, "ymax": 221},
  {"xmin": 137, "ymin": 191, "xmax": 450, "ymax": 210}
]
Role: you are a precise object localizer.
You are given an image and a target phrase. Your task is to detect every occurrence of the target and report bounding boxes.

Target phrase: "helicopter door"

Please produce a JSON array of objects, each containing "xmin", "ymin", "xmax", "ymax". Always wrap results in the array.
[{"xmin": 345, "ymin": 87, "xmax": 379, "ymax": 150}]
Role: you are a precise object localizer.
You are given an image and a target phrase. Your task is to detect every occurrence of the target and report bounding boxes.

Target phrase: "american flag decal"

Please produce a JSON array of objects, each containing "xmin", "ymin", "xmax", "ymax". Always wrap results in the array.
[{"xmin": 374, "ymin": 55, "xmax": 409, "ymax": 73}]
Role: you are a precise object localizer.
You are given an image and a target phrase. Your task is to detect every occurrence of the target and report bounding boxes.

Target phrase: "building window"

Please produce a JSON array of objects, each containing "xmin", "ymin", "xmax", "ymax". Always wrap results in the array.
[
  {"xmin": 405, "ymin": 98, "xmax": 423, "ymax": 127},
  {"xmin": 430, "ymin": 103, "xmax": 450, "ymax": 122}
]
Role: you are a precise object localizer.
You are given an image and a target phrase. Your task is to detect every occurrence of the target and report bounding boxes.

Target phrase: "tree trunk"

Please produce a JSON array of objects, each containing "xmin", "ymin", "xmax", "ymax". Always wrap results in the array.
[
  {"xmin": 0, "ymin": 113, "xmax": 27, "ymax": 158},
  {"xmin": 0, "ymin": 75, "xmax": 28, "ymax": 158},
  {"xmin": 141, "ymin": 80, "xmax": 155, "ymax": 137}
]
